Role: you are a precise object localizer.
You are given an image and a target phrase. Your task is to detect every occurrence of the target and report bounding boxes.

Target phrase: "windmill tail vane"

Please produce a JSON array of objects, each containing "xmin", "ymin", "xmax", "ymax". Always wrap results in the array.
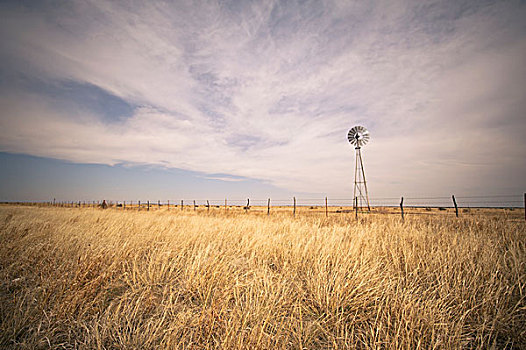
[{"xmin": 348, "ymin": 126, "xmax": 371, "ymax": 211}]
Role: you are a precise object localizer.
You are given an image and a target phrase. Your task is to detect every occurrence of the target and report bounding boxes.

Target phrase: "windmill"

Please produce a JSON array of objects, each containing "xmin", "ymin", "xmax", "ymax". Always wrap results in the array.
[{"xmin": 348, "ymin": 126, "xmax": 371, "ymax": 211}]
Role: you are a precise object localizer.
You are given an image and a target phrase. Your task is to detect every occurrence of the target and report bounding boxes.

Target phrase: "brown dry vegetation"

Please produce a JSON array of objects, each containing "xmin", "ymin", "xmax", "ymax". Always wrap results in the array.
[{"xmin": 1, "ymin": 205, "xmax": 525, "ymax": 349}]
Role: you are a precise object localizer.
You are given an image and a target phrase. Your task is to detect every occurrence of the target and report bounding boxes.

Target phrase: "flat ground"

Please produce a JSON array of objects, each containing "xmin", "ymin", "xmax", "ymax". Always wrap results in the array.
[{"xmin": 1, "ymin": 205, "xmax": 525, "ymax": 349}]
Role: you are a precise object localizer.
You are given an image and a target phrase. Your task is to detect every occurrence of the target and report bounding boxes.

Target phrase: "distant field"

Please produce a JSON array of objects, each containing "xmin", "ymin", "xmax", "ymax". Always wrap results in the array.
[{"xmin": 1, "ymin": 205, "xmax": 525, "ymax": 349}]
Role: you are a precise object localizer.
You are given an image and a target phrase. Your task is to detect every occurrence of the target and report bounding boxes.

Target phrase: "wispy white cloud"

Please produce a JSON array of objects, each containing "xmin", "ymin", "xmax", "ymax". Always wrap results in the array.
[
  {"xmin": 202, "ymin": 175, "xmax": 246, "ymax": 183},
  {"xmin": 0, "ymin": 0, "xmax": 525, "ymax": 196}
]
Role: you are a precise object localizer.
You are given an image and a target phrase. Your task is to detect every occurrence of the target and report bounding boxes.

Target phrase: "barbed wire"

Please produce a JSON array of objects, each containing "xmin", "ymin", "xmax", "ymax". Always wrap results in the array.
[{"xmin": 7, "ymin": 193, "xmax": 524, "ymax": 208}]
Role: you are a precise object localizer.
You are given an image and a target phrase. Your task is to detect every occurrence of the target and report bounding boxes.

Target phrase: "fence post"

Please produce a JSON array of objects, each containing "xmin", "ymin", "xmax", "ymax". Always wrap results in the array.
[
  {"xmin": 147, "ymin": 200, "xmax": 150, "ymax": 211},
  {"xmin": 400, "ymin": 197, "xmax": 404, "ymax": 221},
  {"xmin": 138, "ymin": 200, "xmax": 141, "ymax": 211},
  {"xmin": 452, "ymin": 195, "xmax": 458, "ymax": 217},
  {"xmin": 267, "ymin": 198, "xmax": 270, "ymax": 216},
  {"xmin": 167, "ymin": 200, "xmax": 169, "ymax": 210},
  {"xmin": 207, "ymin": 200, "xmax": 210, "ymax": 213},
  {"xmin": 194, "ymin": 200, "xmax": 196, "ymax": 211},
  {"xmin": 123, "ymin": 201, "xmax": 126, "ymax": 210},
  {"xmin": 293, "ymin": 197, "xmax": 296, "ymax": 217},
  {"xmin": 354, "ymin": 197, "xmax": 358, "ymax": 219},
  {"xmin": 325, "ymin": 197, "xmax": 328, "ymax": 218},
  {"xmin": 158, "ymin": 200, "xmax": 161, "ymax": 209},
  {"xmin": 181, "ymin": 200, "xmax": 183, "ymax": 211},
  {"xmin": 245, "ymin": 198, "xmax": 250, "ymax": 213}
]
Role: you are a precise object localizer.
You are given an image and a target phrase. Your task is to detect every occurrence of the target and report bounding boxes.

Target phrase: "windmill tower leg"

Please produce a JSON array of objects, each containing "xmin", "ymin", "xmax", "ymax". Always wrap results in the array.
[
  {"xmin": 353, "ymin": 147, "xmax": 371, "ymax": 212},
  {"xmin": 353, "ymin": 148, "xmax": 359, "ymax": 209},
  {"xmin": 358, "ymin": 148, "xmax": 371, "ymax": 211}
]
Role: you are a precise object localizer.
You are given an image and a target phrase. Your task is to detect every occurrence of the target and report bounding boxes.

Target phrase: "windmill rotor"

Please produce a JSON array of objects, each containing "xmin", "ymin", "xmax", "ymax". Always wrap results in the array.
[{"xmin": 347, "ymin": 126, "xmax": 370, "ymax": 148}]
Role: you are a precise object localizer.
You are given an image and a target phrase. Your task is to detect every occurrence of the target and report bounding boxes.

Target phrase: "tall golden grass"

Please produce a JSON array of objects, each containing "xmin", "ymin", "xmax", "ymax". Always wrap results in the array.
[{"xmin": 1, "ymin": 206, "xmax": 524, "ymax": 349}]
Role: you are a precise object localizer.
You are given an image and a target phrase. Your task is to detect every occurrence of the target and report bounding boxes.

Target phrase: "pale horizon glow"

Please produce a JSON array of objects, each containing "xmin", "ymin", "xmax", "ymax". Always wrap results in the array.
[{"xmin": 0, "ymin": 0, "xmax": 525, "ymax": 200}]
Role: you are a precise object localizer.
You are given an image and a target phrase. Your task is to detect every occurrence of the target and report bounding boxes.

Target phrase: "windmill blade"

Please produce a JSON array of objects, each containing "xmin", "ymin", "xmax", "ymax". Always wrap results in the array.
[{"xmin": 347, "ymin": 129, "xmax": 358, "ymax": 145}]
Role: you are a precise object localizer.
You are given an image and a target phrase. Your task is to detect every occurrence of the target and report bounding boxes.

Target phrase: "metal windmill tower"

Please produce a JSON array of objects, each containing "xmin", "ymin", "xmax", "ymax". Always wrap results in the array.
[{"xmin": 348, "ymin": 126, "xmax": 371, "ymax": 211}]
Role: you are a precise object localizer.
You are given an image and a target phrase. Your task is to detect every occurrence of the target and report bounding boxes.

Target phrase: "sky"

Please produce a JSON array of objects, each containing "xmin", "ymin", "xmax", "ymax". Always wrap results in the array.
[{"xmin": 0, "ymin": 0, "xmax": 525, "ymax": 205}]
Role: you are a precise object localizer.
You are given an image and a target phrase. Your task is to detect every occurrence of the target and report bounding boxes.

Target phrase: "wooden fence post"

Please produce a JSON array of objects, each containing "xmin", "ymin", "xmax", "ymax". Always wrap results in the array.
[
  {"xmin": 193, "ymin": 200, "xmax": 196, "ymax": 211},
  {"xmin": 138, "ymin": 200, "xmax": 141, "ymax": 211},
  {"xmin": 325, "ymin": 197, "xmax": 328, "ymax": 218},
  {"xmin": 207, "ymin": 200, "xmax": 210, "ymax": 213},
  {"xmin": 158, "ymin": 200, "xmax": 161, "ymax": 209},
  {"xmin": 147, "ymin": 200, "xmax": 150, "ymax": 211},
  {"xmin": 452, "ymin": 195, "xmax": 458, "ymax": 217},
  {"xmin": 293, "ymin": 197, "xmax": 296, "ymax": 217},
  {"xmin": 400, "ymin": 197, "xmax": 404, "ymax": 221},
  {"xmin": 354, "ymin": 197, "xmax": 358, "ymax": 219},
  {"xmin": 267, "ymin": 198, "xmax": 270, "ymax": 216}
]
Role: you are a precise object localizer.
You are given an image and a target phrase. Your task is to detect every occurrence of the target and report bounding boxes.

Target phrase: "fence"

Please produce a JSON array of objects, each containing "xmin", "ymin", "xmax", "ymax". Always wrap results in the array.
[{"xmin": 3, "ymin": 194, "xmax": 525, "ymax": 220}]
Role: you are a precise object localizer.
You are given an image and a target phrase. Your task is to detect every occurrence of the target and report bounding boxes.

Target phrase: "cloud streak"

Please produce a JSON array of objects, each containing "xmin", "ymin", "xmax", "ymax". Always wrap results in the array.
[{"xmin": 0, "ymin": 0, "xmax": 525, "ymax": 196}]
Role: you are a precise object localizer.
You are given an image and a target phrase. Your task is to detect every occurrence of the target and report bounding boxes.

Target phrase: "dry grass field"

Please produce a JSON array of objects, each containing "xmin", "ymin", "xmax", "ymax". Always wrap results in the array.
[{"xmin": 1, "ymin": 205, "xmax": 525, "ymax": 349}]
